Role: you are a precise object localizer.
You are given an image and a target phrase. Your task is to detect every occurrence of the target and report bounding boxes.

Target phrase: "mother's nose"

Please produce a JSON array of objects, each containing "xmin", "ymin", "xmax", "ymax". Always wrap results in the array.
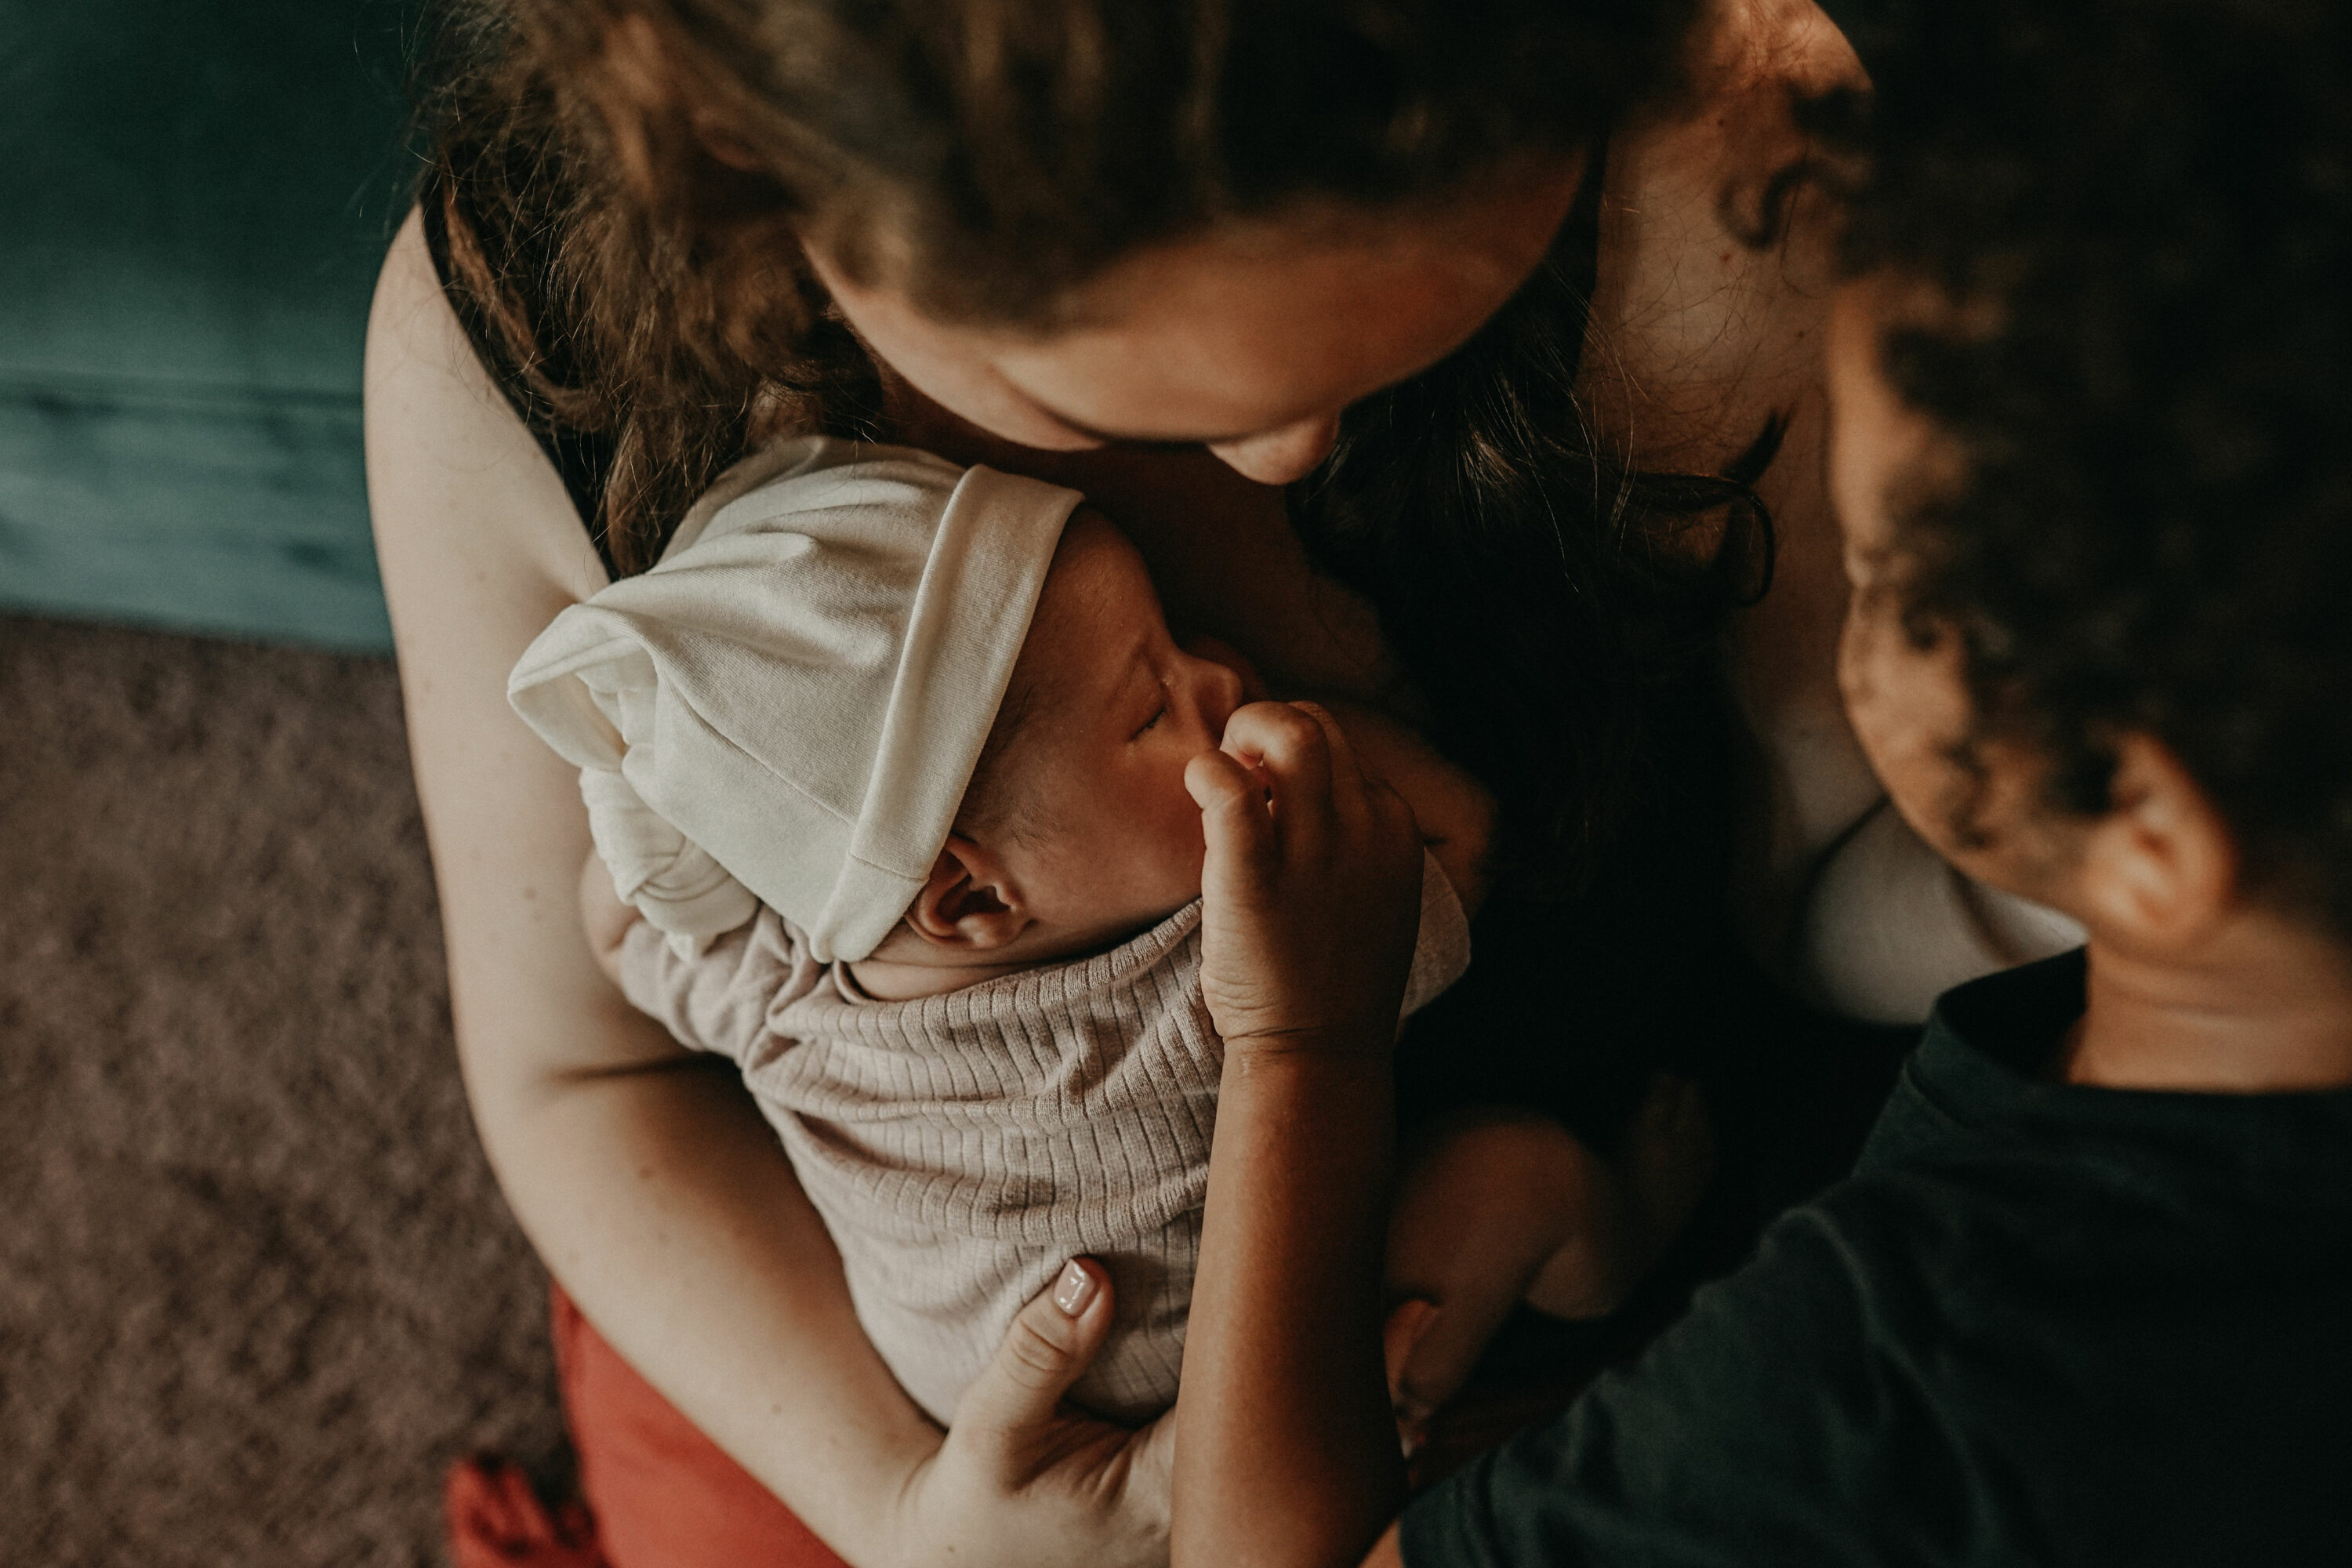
[{"xmin": 1206, "ymin": 412, "xmax": 1341, "ymax": 485}]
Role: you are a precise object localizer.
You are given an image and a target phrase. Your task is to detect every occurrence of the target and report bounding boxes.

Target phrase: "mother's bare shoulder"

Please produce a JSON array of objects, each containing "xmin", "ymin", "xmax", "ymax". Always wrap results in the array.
[{"xmin": 365, "ymin": 209, "xmax": 608, "ymax": 601}]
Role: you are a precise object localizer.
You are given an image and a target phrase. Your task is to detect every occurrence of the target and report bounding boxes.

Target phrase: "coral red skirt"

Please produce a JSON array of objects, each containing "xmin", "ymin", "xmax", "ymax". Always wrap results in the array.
[{"xmin": 445, "ymin": 1287, "xmax": 851, "ymax": 1568}]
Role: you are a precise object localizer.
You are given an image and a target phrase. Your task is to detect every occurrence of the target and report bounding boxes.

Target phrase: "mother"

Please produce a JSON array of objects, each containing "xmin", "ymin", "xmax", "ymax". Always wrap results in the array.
[{"xmin": 366, "ymin": 2, "xmax": 2054, "ymax": 1565}]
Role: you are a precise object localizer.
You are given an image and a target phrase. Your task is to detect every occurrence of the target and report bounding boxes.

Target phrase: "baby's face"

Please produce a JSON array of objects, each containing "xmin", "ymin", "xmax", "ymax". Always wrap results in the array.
[{"xmin": 979, "ymin": 511, "xmax": 1251, "ymax": 949}]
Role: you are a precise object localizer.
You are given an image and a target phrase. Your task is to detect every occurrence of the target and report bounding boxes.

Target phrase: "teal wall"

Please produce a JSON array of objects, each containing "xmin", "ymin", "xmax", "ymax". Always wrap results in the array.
[{"xmin": 0, "ymin": 2, "xmax": 423, "ymax": 651}]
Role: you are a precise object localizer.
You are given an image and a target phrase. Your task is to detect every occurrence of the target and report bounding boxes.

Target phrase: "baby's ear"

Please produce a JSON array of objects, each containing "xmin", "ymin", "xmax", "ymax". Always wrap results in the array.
[{"xmin": 906, "ymin": 834, "xmax": 1029, "ymax": 951}]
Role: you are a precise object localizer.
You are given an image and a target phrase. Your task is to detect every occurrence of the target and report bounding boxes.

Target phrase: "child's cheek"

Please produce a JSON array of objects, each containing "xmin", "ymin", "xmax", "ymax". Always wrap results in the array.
[
  {"xmin": 1842, "ymin": 612, "xmax": 1986, "ymax": 864},
  {"xmin": 1838, "ymin": 590, "xmax": 1921, "ymax": 767}
]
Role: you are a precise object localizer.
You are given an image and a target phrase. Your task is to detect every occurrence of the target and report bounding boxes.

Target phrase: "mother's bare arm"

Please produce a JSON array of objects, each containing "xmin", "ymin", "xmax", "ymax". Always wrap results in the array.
[{"xmin": 365, "ymin": 211, "xmax": 1166, "ymax": 1568}]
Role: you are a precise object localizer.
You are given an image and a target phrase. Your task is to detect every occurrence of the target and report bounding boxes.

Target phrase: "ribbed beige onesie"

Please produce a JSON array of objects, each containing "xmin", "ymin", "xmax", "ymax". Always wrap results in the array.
[{"xmin": 616, "ymin": 856, "xmax": 1468, "ymax": 1425}]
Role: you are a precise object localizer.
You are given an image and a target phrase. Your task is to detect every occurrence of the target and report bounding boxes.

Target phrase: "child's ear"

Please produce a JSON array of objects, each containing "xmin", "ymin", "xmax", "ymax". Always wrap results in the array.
[
  {"xmin": 2076, "ymin": 734, "xmax": 2239, "ymax": 950},
  {"xmin": 905, "ymin": 833, "xmax": 1029, "ymax": 951}
]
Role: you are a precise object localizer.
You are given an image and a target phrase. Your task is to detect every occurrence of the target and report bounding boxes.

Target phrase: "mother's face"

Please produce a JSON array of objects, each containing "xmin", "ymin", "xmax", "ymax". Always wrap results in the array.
[{"xmin": 809, "ymin": 158, "xmax": 1584, "ymax": 486}]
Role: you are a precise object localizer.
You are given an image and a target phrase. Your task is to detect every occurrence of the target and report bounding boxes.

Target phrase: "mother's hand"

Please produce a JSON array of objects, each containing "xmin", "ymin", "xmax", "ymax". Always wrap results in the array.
[{"xmin": 894, "ymin": 1258, "xmax": 1174, "ymax": 1568}]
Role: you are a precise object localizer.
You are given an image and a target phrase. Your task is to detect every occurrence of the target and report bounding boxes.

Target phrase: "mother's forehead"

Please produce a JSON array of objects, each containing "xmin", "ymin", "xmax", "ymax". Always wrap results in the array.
[
  {"xmin": 823, "ymin": 158, "xmax": 1584, "ymax": 445},
  {"xmin": 988, "ymin": 176, "xmax": 1584, "ymax": 419}
]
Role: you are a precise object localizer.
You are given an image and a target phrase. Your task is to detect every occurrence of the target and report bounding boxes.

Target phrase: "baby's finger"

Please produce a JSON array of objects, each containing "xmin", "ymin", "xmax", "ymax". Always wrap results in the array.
[
  {"xmin": 1290, "ymin": 701, "xmax": 1377, "ymax": 835},
  {"xmin": 1186, "ymin": 748, "xmax": 1276, "ymax": 877},
  {"xmin": 1221, "ymin": 702, "xmax": 1336, "ymax": 859}
]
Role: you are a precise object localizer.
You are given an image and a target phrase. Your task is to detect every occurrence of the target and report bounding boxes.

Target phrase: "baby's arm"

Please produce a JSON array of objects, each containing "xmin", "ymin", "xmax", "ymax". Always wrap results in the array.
[
  {"xmin": 576, "ymin": 848, "xmax": 807, "ymax": 1067},
  {"xmin": 578, "ymin": 848, "xmax": 641, "ymax": 993}
]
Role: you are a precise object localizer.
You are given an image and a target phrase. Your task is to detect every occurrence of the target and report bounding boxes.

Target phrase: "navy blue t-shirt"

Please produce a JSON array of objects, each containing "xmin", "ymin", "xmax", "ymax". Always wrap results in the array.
[{"xmin": 1400, "ymin": 952, "xmax": 2352, "ymax": 1566}]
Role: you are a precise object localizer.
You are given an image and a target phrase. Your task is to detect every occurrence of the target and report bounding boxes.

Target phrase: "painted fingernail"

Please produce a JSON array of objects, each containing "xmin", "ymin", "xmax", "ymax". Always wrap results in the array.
[{"xmin": 1053, "ymin": 1260, "xmax": 1097, "ymax": 1317}]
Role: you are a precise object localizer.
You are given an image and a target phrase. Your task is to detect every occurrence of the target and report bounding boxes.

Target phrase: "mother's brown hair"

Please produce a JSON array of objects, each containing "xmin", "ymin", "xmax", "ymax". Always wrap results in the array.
[{"xmin": 416, "ymin": 0, "xmax": 1693, "ymax": 572}]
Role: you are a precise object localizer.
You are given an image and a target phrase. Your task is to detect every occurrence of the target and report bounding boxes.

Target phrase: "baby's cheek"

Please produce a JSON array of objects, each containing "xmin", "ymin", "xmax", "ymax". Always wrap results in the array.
[
  {"xmin": 1133, "ymin": 774, "xmax": 1210, "ymax": 895},
  {"xmin": 1044, "ymin": 771, "xmax": 1205, "ymax": 917}
]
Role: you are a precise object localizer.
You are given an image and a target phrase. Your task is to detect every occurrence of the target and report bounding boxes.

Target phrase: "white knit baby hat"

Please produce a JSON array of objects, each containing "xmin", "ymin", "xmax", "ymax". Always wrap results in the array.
[{"xmin": 508, "ymin": 436, "xmax": 1085, "ymax": 964}]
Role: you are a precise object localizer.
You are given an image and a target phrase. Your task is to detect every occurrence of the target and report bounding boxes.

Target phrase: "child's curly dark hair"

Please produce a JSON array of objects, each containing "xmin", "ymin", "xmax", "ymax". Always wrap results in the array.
[{"xmin": 1841, "ymin": 0, "xmax": 2352, "ymax": 938}]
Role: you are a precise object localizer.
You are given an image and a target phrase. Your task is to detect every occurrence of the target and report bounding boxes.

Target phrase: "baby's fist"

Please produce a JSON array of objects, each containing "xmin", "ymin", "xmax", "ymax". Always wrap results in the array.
[{"xmin": 1185, "ymin": 702, "xmax": 1422, "ymax": 1057}]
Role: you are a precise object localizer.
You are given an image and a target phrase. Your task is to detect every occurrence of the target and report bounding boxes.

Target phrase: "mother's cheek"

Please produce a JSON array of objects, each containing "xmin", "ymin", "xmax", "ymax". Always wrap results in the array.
[{"xmin": 812, "ymin": 249, "xmax": 1101, "ymax": 454}]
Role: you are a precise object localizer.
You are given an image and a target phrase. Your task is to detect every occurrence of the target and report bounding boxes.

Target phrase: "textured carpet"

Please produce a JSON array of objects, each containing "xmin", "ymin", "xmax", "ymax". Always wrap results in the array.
[{"xmin": 0, "ymin": 615, "xmax": 565, "ymax": 1567}]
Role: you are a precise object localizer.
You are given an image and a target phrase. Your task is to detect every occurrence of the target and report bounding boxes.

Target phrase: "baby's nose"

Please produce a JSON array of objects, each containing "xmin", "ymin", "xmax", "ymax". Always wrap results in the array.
[
  {"xmin": 1202, "ymin": 662, "xmax": 1243, "ymax": 735},
  {"xmin": 1181, "ymin": 639, "xmax": 1252, "ymax": 736}
]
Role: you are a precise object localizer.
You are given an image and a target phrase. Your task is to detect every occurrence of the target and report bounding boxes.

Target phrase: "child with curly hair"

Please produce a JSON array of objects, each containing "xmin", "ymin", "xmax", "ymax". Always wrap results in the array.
[{"xmin": 1168, "ymin": 2, "xmax": 2352, "ymax": 1563}]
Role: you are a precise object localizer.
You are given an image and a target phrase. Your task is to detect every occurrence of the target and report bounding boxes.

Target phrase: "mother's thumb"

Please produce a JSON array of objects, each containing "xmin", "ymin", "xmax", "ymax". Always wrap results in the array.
[{"xmin": 954, "ymin": 1259, "xmax": 1114, "ymax": 1454}]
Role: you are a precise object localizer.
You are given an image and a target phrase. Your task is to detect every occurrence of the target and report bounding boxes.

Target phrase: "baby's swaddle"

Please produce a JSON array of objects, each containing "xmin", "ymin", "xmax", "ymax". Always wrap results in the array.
[{"xmin": 617, "ymin": 861, "xmax": 1469, "ymax": 1425}]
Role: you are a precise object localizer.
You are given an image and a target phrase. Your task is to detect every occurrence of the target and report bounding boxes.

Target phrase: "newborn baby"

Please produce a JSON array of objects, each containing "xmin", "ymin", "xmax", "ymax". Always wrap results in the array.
[{"xmin": 509, "ymin": 437, "xmax": 1484, "ymax": 1425}]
